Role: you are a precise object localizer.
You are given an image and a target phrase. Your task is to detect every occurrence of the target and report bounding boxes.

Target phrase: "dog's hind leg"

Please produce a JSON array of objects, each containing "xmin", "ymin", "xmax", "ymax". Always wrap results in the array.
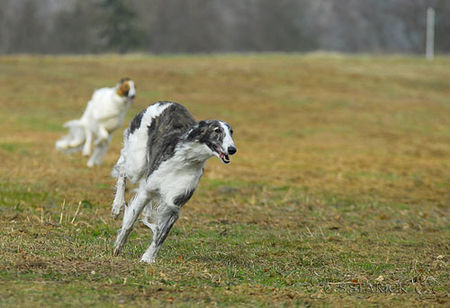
[
  {"xmin": 67, "ymin": 124, "xmax": 85, "ymax": 148},
  {"xmin": 97, "ymin": 126, "xmax": 109, "ymax": 142},
  {"xmin": 98, "ymin": 134, "xmax": 113, "ymax": 162},
  {"xmin": 82, "ymin": 128, "xmax": 93, "ymax": 157},
  {"xmin": 87, "ymin": 134, "xmax": 112, "ymax": 167},
  {"xmin": 111, "ymin": 130, "xmax": 129, "ymax": 216},
  {"xmin": 140, "ymin": 203, "xmax": 180, "ymax": 263},
  {"xmin": 112, "ymin": 129, "xmax": 129, "ymax": 178},
  {"xmin": 56, "ymin": 122, "xmax": 85, "ymax": 151},
  {"xmin": 113, "ymin": 188, "xmax": 150, "ymax": 256},
  {"xmin": 112, "ymin": 173, "xmax": 127, "ymax": 218}
]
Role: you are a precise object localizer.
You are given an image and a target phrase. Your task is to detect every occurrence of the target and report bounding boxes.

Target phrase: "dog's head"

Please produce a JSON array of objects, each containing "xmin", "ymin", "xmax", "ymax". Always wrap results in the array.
[
  {"xmin": 187, "ymin": 120, "xmax": 236, "ymax": 164},
  {"xmin": 117, "ymin": 77, "xmax": 136, "ymax": 99}
]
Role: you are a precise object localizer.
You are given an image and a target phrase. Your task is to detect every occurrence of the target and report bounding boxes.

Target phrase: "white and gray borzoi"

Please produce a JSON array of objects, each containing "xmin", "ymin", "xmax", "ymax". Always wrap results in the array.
[
  {"xmin": 55, "ymin": 78, "xmax": 136, "ymax": 167},
  {"xmin": 111, "ymin": 101, "xmax": 236, "ymax": 263}
]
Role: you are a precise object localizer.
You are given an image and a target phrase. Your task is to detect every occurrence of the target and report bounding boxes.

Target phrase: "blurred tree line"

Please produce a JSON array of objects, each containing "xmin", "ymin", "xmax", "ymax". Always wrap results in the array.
[{"xmin": 0, "ymin": 0, "xmax": 449, "ymax": 54}]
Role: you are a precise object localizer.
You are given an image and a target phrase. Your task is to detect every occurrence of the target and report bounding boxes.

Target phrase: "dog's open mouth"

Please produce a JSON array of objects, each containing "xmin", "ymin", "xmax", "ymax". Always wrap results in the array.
[{"xmin": 214, "ymin": 146, "xmax": 230, "ymax": 164}]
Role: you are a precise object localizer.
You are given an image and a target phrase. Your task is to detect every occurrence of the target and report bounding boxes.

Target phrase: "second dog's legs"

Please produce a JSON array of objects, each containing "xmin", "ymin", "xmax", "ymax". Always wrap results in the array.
[
  {"xmin": 82, "ymin": 128, "xmax": 93, "ymax": 157},
  {"xmin": 87, "ymin": 134, "xmax": 112, "ymax": 167}
]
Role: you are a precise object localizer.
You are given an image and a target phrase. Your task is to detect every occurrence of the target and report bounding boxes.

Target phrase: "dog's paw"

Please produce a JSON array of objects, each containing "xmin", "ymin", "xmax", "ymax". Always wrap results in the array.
[
  {"xmin": 140, "ymin": 255, "xmax": 156, "ymax": 263},
  {"xmin": 112, "ymin": 202, "xmax": 126, "ymax": 218},
  {"xmin": 112, "ymin": 208, "xmax": 122, "ymax": 219},
  {"xmin": 112, "ymin": 247, "xmax": 121, "ymax": 256}
]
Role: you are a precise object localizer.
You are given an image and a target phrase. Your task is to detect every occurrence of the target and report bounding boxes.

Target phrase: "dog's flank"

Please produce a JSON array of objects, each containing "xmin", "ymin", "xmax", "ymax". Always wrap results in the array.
[
  {"xmin": 112, "ymin": 101, "xmax": 236, "ymax": 263},
  {"xmin": 55, "ymin": 78, "xmax": 136, "ymax": 167}
]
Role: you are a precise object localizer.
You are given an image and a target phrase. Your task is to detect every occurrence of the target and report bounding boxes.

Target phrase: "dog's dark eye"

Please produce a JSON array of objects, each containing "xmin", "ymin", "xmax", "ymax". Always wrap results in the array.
[
  {"xmin": 230, "ymin": 129, "xmax": 233, "ymax": 136},
  {"xmin": 214, "ymin": 127, "xmax": 221, "ymax": 133}
]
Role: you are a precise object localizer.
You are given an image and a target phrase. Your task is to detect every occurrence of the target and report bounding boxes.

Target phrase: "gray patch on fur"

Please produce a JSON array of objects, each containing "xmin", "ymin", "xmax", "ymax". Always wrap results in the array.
[
  {"xmin": 145, "ymin": 102, "xmax": 196, "ymax": 176},
  {"xmin": 155, "ymin": 214, "xmax": 178, "ymax": 246},
  {"xmin": 129, "ymin": 109, "xmax": 145, "ymax": 134},
  {"xmin": 173, "ymin": 189, "xmax": 195, "ymax": 207}
]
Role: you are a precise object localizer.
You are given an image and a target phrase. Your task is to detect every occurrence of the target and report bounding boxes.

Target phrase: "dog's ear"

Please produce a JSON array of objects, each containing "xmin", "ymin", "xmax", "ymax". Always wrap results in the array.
[
  {"xmin": 117, "ymin": 79, "xmax": 131, "ymax": 97},
  {"xmin": 187, "ymin": 122, "xmax": 205, "ymax": 140}
]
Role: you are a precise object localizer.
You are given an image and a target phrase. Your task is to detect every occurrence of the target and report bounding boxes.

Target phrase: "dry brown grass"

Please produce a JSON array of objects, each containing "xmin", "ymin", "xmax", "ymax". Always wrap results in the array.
[{"xmin": 0, "ymin": 53, "xmax": 449, "ymax": 306}]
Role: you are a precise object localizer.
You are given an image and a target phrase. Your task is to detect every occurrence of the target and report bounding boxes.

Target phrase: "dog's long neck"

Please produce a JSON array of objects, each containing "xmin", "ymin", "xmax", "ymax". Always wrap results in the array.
[
  {"xmin": 177, "ymin": 140, "xmax": 211, "ymax": 167},
  {"xmin": 174, "ymin": 126, "xmax": 212, "ymax": 167}
]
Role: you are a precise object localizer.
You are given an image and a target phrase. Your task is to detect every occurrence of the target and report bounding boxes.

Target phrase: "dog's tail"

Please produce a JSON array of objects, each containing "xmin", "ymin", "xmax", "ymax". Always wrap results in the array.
[
  {"xmin": 55, "ymin": 119, "xmax": 86, "ymax": 151},
  {"xmin": 63, "ymin": 119, "xmax": 83, "ymax": 129}
]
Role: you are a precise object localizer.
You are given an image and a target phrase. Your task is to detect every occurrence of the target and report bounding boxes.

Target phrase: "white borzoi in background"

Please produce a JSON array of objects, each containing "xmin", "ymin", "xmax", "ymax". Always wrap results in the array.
[
  {"xmin": 111, "ymin": 101, "xmax": 236, "ymax": 263},
  {"xmin": 55, "ymin": 78, "xmax": 136, "ymax": 167}
]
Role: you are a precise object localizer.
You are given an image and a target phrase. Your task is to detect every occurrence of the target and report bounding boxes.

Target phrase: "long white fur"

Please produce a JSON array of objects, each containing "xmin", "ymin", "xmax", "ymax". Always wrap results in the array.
[
  {"xmin": 125, "ymin": 103, "xmax": 171, "ymax": 183},
  {"xmin": 56, "ymin": 81, "xmax": 135, "ymax": 167}
]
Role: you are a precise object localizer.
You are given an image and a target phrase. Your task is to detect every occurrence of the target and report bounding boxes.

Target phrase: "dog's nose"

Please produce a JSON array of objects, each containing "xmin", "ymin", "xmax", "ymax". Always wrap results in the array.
[
  {"xmin": 129, "ymin": 94, "xmax": 136, "ymax": 99},
  {"xmin": 228, "ymin": 146, "xmax": 237, "ymax": 155}
]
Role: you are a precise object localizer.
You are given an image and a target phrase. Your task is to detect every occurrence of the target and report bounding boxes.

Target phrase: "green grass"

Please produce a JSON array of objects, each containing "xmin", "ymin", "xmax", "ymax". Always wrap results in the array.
[{"xmin": 0, "ymin": 53, "xmax": 449, "ymax": 306}]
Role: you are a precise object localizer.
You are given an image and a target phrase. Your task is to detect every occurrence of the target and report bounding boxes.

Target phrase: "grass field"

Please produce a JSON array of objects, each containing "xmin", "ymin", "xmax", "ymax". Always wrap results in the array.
[{"xmin": 0, "ymin": 54, "xmax": 449, "ymax": 306}]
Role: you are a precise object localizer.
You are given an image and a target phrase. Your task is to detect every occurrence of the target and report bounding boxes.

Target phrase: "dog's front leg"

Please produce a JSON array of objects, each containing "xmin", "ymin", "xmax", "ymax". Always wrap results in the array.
[
  {"xmin": 113, "ymin": 189, "xmax": 149, "ymax": 256},
  {"xmin": 140, "ymin": 205, "xmax": 179, "ymax": 263}
]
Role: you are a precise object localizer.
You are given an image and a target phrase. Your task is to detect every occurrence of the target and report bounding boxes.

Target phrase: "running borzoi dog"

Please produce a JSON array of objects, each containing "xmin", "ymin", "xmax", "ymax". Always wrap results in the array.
[
  {"xmin": 111, "ymin": 101, "xmax": 236, "ymax": 263},
  {"xmin": 55, "ymin": 78, "xmax": 136, "ymax": 167}
]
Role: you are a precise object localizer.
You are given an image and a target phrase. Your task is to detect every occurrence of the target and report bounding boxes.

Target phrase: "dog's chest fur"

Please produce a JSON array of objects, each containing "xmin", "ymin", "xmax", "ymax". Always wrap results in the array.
[{"xmin": 146, "ymin": 144, "xmax": 206, "ymax": 206}]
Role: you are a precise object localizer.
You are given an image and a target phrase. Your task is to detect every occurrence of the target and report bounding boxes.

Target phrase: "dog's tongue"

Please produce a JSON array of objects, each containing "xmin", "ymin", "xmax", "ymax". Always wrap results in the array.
[
  {"xmin": 214, "ymin": 146, "xmax": 230, "ymax": 164},
  {"xmin": 219, "ymin": 152, "xmax": 230, "ymax": 164}
]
